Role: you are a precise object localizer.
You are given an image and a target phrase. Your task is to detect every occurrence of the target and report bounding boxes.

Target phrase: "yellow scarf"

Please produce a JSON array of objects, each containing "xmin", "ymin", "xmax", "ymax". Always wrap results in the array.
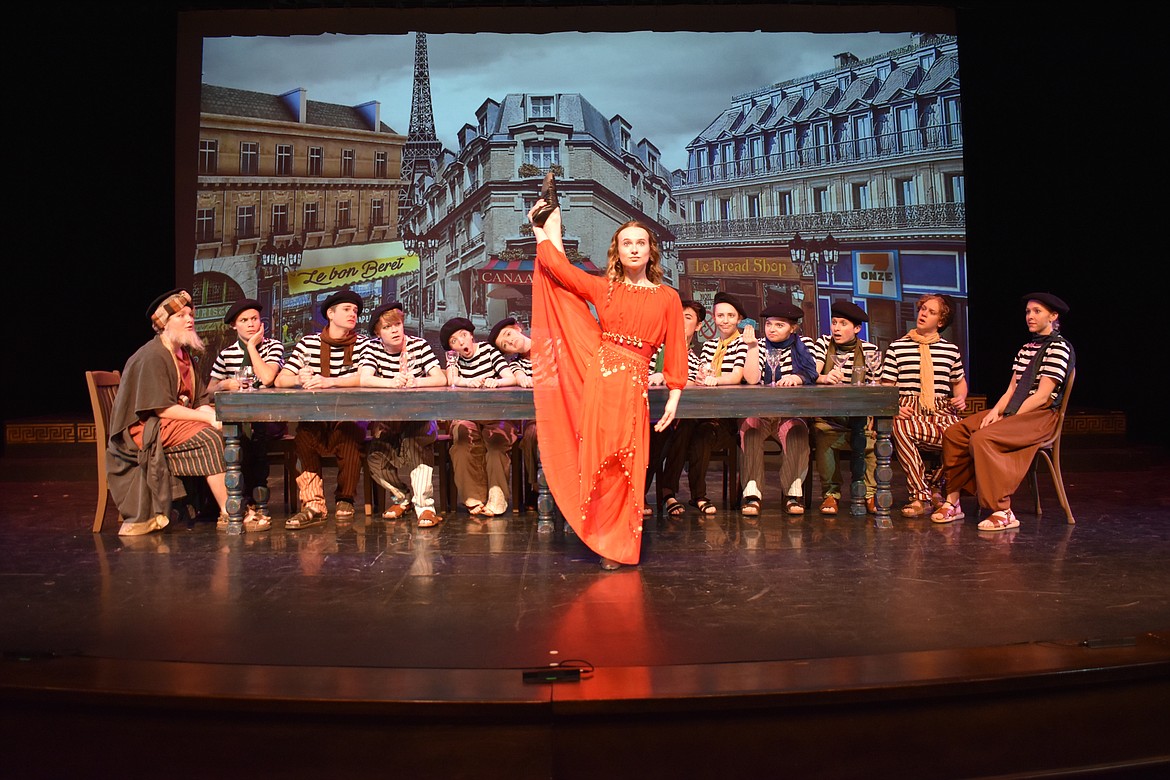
[
  {"xmin": 710, "ymin": 331, "xmax": 741, "ymax": 376},
  {"xmin": 906, "ymin": 329, "xmax": 940, "ymax": 412}
]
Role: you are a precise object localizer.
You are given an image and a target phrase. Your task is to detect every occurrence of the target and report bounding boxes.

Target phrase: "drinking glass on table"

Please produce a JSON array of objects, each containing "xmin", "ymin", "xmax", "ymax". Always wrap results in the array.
[
  {"xmin": 235, "ymin": 366, "xmax": 255, "ymax": 391},
  {"xmin": 864, "ymin": 350, "xmax": 883, "ymax": 386},
  {"xmin": 765, "ymin": 348, "xmax": 784, "ymax": 387},
  {"xmin": 832, "ymin": 354, "xmax": 849, "ymax": 383}
]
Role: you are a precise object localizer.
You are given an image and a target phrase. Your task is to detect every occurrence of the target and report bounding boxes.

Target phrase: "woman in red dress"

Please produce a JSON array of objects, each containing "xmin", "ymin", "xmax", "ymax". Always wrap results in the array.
[{"xmin": 529, "ymin": 179, "xmax": 687, "ymax": 569}]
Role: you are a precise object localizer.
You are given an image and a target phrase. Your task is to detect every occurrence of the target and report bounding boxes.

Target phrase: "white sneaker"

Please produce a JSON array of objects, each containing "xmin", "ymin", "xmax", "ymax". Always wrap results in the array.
[{"xmin": 485, "ymin": 485, "xmax": 508, "ymax": 516}]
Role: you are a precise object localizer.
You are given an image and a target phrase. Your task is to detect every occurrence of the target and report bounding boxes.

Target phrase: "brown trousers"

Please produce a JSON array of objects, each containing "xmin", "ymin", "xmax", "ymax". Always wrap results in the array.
[
  {"xmin": 294, "ymin": 421, "xmax": 365, "ymax": 502},
  {"xmin": 941, "ymin": 407, "xmax": 1059, "ymax": 511},
  {"xmin": 450, "ymin": 420, "xmax": 517, "ymax": 506}
]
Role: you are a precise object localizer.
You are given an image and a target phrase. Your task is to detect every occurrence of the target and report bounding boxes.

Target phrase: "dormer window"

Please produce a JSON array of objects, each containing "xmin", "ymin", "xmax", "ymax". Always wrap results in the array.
[
  {"xmin": 919, "ymin": 50, "xmax": 936, "ymax": 71},
  {"xmin": 876, "ymin": 62, "xmax": 892, "ymax": 82},
  {"xmin": 529, "ymin": 96, "xmax": 554, "ymax": 119}
]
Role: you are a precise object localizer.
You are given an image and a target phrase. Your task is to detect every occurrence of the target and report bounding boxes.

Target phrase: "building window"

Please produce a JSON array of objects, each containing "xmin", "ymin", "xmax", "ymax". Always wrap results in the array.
[
  {"xmin": 837, "ymin": 74, "xmax": 851, "ymax": 92},
  {"xmin": 747, "ymin": 194, "xmax": 761, "ymax": 219},
  {"xmin": 852, "ymin": 182, "xmax": 871, "ymax": 209},
  {"xmin": 621, "ymin": 129, "xmax": 631, "ymax": 153},
  {"xmin": 945, "ymin": 173, "xmax": 965, "ymax": 203},
  {"xmin": 693, "ymin": 200, "xmax": 705, "ymax": 222},
  {"xmin": 239, "ymin": 142, "xmax": 259, "ymax": 175},
  {"xmin": 876, "ymin": 62, "xmax": 892, "ymax": 82},
  {"xmin": 813, "ymin": 186, "xmax": 830, "ymax": 213},
  {"xmin": 523, "ymin": 141, "xmax": 558, "ymax": 170},
  {"xmin": 308, "ymin": 146, "xmax": 323, "ymax": 176},
  {"xmin": 195, "ymin": 208, "xmax": 215, "ymax": 242},
  {"xmin": 304, "ymin": 202, "xmax": 320, "ymax": 232},
  {"xmin": 273, "ymin": 144, "xmax": 293, "ymax": 176},
  {"xmin": 341, "ymin": 149, "xmax": 355, "ymax": 177},
  {"xmin": 236, "ymin": 205, "xmax": 256, "ymax": 239},
  {"xmin": 371, "ymin": 198, "xmax": 385, "ymax": 226},
  {"xmin": 529, "ymin": 96, "xmax": 554, "ymax": 119},
  {"xmin": 719, "ymin": 198, "xmax": 732, "ymax": 221},
  {"xmin": 271, "ymin": 204, "xmax": 289, "ymax": 235},
  {"xmin": 919, "ymin": 50, "xmax": 936, "ymax": 71},
  {"xmin": 896, "ymin": 177, "xmax": 916, "ymax": 207},
  {"xmin": 802, "ymin": 84, "xmax": 815, "ymax": 101},
  {"xmin": 467, "ymin": 160, "xmax": 480, "ymax": 190},
  {"xmin": 374, "ymin": 150, "xmax": 388, "ymax": 178},
  {"xmin": 198, "ymin": 140, "xmax": 218, "ymax": 175},
  {"xmin": 337, "ymin": 200, "xmax": 351, "ymax": 229},
  {"xmin": 776, "ymin": 190, "xmax": 792, "ymax": 216}
]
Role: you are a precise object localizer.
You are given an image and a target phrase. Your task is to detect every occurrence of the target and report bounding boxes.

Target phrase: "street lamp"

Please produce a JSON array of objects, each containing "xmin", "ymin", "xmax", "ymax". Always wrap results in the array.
[{"xmin": 402, "ymin": 226, "xmax": 439, "ymax": 337}]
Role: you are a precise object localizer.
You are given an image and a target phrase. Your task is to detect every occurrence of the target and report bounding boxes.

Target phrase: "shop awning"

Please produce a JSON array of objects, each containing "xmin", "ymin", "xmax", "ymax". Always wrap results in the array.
[{"xmin": 477, "ymin": 254, "xmax": 602, "ymax": 286}]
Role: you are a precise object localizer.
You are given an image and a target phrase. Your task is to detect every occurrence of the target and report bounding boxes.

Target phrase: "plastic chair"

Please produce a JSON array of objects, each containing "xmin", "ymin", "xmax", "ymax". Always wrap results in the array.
[
  {"xmin": 1031, "ymin": 368, "xmax": 1076, "ymax": 523},
  {"xmin": 85, "ymin": 370, "xmax": 121, "ymax": 532}
]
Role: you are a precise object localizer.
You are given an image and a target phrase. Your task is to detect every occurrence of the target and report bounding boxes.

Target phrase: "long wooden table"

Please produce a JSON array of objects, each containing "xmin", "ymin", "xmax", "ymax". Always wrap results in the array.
[{"xmin": 215, "ymin": 385, "xmax": 901, "ymax": 534}]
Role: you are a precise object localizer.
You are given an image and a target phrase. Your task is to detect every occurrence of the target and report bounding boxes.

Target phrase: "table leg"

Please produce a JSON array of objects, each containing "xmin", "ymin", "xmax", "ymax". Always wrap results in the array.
[
  {"xmin": 873, "ymin": 416, "xmax": 894, "ymax": 529},
  {"xmin": 849, "ymin": 417, "xmax": 867, "ymax": 517},
  {"xmin": 223, "ymin": 423, "xmax": 245, "ymax": 535}
]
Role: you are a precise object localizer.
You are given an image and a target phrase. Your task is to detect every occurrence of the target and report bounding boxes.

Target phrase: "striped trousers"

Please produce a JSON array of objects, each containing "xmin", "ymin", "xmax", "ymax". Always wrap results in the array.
[
  {"xmin": 294, "ymin": 421, "xmax": 365, "ymax": 502},
  {"xmin": 892, "ymin": 397, "xmax": 960, "ymax": 502},
  {"xmin": 162, "ymin": 425, "xmax": 225, "ymax": 476}
]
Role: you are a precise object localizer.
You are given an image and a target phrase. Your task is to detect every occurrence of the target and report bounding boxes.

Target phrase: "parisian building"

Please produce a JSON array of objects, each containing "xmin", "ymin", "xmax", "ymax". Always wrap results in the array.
[
  {"xmin": 194, "ymin": 84, "xmax": 406, "ymax": 357},
  {"xmin": 400, "ymin": 92, "xmax": 682, "ymax": 333},
  {"xmin": 674, "ymin": 33, "xmax": 966, "ymax": 353}
]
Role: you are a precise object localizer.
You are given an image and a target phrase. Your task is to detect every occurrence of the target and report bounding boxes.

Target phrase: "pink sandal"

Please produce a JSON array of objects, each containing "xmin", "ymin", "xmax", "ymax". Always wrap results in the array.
[
  {"xmin": 978, "ymin": 509, "xmax": 1019, "ymax": 531},
  {"xmin": 930, "ymin": 501, "xmax": 965, "ymax": 524}
]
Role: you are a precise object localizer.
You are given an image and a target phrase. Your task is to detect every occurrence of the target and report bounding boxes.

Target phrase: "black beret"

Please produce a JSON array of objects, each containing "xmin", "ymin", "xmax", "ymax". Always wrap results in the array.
[
  {"xmin": 1022, "ymin": 292, "xmax": 1069, "ymax": 315},
  {"xmin": 488, "ymin": 317, "xmax": 519, "ymax": 348},
  {"xmin": 367, "ymin": 301, "xmax": 405, "ymax": 335},
  {"xmin": 319, "ymin": 289, "xmax": 363, "ymax": 320},
  {"xmin": 831, "ymin": 299, "xmax": 869, "ymax": 324},
  {"xmin": 224, "ymin": 298, "xmax": 263, "ymax": 325},
  {"xmin": 681, "ymin": 299, "xmax": 706, "ymax": 322},
  {"xmin": 146, "ymin": 288, "xmax": 189, "ymax": 318},
  {"xmin": 440, "ymin": 317, "xmax": 475, "ymax": 350},
  {"xmin": 712, "ymin": 291, "xmax": 746, "ymax": 319},
  {"xmin": 760, "ymin": 301, "xmax": 803, "ymax": 322}
]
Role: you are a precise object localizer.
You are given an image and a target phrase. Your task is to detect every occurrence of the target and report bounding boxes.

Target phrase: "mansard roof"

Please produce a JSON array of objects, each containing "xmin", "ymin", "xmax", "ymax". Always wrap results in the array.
[
  {"xmin": 737, "ymin": 101, "xmax": 772, "ymax": 133},
  {"xmin": 691, "ymin": 106, "xmax": 744, "ymax": 146},
  {"xmin": 917, "ymin": 53, "xmax": 960, "ymax": 94},
  {"xmin": 834, "ymin": 75, "xmax": 879, "ymax": 112},
  {"xmin": 201, "ymin": 84, "xmax": 396, "ymax": 133},
  {"xmin": 794, "ymin": 86, "xmax": 838, "ymax": 122},
  {"xmin": 760, "ymin": 94, "xmax": 803, "ymax": 130},
  {"xmin": 872, "ymin": 65, "xmax": 922, "ymax": 103}
]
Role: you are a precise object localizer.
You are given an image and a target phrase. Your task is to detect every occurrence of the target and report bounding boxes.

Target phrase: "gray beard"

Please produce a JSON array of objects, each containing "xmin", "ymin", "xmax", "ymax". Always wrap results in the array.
[{"xmin": 165, "ymin": 326, "xmax": 205, "ymax": 354}]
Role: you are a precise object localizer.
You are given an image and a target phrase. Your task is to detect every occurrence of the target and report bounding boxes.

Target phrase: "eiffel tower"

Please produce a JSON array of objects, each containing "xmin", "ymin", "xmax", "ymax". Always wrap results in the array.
[{"xmin": 400, "ymin": 31, "xmax": 443, "ymax": 217}]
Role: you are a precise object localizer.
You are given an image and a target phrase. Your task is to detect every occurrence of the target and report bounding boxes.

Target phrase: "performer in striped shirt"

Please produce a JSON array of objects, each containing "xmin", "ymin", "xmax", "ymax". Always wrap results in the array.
[
  {"xmin": 681, "ymin": 291, "xmax": 749, "ymax": 515},
  {"xmin": 811, "ymin": 300, "xmax": 882, "ymax": 515},
  {"xmin": 654, "ymin": 299, "xmax": 706, "ymax": 518},
  {"xmin": 441, "ymin": 316, "xmax": 518, "ymax": 517},
  {"xmin": 275, "ymin": 289, "xmax": 368, "ymax": 528},
  {"xmin": 360, "ymin": 302, "xmax": 446, "ymax": 527},
  {"xmin": 738, "ymin": 301, "xmax": 818, "ymax": 517},
  {"xmin": 490, "ymin": 316, "xmax": 538, "ymax": 510},
  {"xmin": 207, "ymin": 298, "xmax": 286, "ymax": 531},
  {"xmin": 879, "ymin": 294, "xmax": 968, "ymax": 518},
  {"xmin": 935, "ymin": 293, "xmax": 1074, "ymax": 531}
]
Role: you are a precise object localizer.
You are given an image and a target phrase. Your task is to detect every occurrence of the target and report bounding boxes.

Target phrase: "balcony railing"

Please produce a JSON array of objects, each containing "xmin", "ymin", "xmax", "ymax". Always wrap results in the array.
[
  {"xmin": 680, "ymin": 124, "xmax": 963, "ymax": 188},
  {"xmin": 673, "ymin": 203, "xmax": 965, "ymax": 242}
]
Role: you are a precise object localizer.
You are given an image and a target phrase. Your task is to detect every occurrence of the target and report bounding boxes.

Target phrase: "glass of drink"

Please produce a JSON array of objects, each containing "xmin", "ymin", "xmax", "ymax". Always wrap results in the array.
[{"xmin": 236, "ymin": 366, "xmax": 255, "ymax": 391}]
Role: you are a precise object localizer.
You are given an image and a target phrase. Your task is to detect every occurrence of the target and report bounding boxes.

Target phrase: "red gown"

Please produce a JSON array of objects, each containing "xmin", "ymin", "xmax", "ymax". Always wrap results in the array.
[{"xmin": 532, "ymin": 239, "xmax": 687, "ymax": 564}]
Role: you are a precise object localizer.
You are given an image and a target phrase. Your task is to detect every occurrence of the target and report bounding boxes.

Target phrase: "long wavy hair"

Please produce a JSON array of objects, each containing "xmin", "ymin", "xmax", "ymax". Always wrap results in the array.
[{"xmin": 605, "ymin": 220, "xmax": 663, "ymax": 285}]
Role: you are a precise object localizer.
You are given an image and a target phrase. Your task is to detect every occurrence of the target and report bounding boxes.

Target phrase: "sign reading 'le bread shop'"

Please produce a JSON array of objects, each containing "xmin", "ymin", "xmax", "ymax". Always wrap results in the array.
[{"xmin": 686, "ymin": 256, "xmax": 801, "ymax": 279}]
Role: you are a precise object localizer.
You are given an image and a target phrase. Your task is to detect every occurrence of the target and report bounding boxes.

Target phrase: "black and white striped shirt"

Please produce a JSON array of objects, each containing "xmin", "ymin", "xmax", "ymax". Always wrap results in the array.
[
  {"xmin": 511, "ymin": 354, "xmax": 533, "ymax": 379},
  {"xmin": 453, "ymin": 343, "xmax": 513, "ymax": 382},
  {"xmin": 360, "ymin": 336, "xmax": 441, "ymax": 379},
  {"xmin": 699, "ymin": 336, "xmax": 750, "ymax": 378},
  {"xmin": 811, "ymin": 336, "xmax": 881, "ymax": 377},
  {"xmin": 752, "ymin": 336, "xmax": 817, "ymax": 384},
  {"xmin": 1011, "ymin": 336, "xmax": 1073, "ymax": 402},
  {"xmin": 880, "ymin": 336, "xmax": 965, "ymax": 398},
  {"xmin": 209, "ymin": 339, "xmax": 285, "ymax": 384},
  {"xmin": 282, "ymin": 333, "xmax": 369, "ymax": 378}
]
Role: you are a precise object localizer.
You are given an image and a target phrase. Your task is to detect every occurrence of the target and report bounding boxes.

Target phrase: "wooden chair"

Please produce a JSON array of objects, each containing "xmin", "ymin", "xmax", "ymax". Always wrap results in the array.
[
  {"xmin": 85, "ymin": 370, "xmax": 121, "ymax": 532},
  {"xmin": 1031, "ymin": 368, "xmax": 1076, "ymax": 523}
]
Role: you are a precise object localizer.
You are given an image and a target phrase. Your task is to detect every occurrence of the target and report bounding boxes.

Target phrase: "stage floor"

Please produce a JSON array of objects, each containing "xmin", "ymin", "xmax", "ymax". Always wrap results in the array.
[{"xmin": 2, "ymin": 439, "xmax": 1167, "ymax": 673}]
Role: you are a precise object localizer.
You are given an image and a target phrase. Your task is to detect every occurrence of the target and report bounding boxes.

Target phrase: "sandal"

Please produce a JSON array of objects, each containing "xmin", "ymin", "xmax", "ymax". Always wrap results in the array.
[
  {"xmin": 901, "ymin": 500, "xmax": 927, "ymax": 518},
  {"xmin": 417, "ymin": 509, "xmax": 443, "ymax": 528},
  {"xmin": 785, "ymin": 497, "xmax": 805, "ymax": 516},
  {"xmin": 467, "ymin": 501, "xmax": 496, "ymax": 519},
  {"xmin": 382, "ymin": 504, "xmax": 409, "ymax": 521},
  {"xmin": 741, "ymin": 496, "xmax": 761, "ymax": 517},
  {"xmin": 978, "ymin": 509, "xmax": 1019, "ymax": 531},
  {"xmin": 285, "ymin": 506, "xmax": 327, "ymax": 530},
  {"xmin": 664, "ymin": 496, "xmax": 686, "ymax": 518},
  {"xmin": 244, "ymin": 507, "xmax": 271, "ymax": 533},
  {"xmin": 930, "ymin": 501, "xmax": 965, "ymax": 524},
  {"xmin": 690, "ymin": 498, "xmax": 717, "ymax": 515}
]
